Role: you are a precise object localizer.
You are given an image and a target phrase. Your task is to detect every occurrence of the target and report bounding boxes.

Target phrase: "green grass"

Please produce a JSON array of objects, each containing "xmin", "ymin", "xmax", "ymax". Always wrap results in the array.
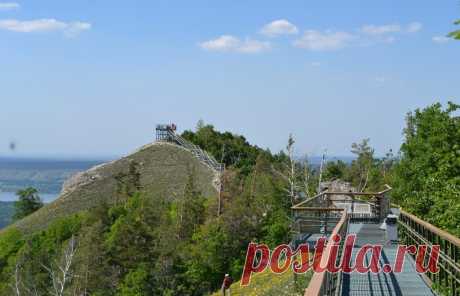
[
  {"xmin": 211, "ymin": 267, "xmax": 311, "ymax": 296},
  {"xmin": 4, "ymin": 142, "xmax": 219, "ymax": 235}
]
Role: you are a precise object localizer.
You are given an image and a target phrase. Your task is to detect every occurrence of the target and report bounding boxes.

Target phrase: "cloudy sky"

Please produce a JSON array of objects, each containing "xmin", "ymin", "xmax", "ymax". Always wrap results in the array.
[{"xmin": 0, "ymin": 0, "xmax": 459, "ymax": 158}]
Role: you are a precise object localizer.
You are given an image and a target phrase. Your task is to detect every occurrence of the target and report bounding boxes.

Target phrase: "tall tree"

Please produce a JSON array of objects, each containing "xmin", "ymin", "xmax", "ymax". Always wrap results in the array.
[
  {"xmin": 393, "ymin": 102, "xmax": 460, "ymax": 236},
  {"xmin": 177, "ymin": 171, "xmax": 205, "ymax": 240},
  {"xmin": 323, "ymin": 160, "xmax": 347, "ymax": 181},
  {"xmin": 285, "ymin": 134, "xmax": 297, "ymax": 205},
  {"xmin": 13, "ymin": 187, "xmax": 43, "ymax": 221},
  {"xmin": 350, "ymin": 139, "xmax": 375, "ymax": 192}
]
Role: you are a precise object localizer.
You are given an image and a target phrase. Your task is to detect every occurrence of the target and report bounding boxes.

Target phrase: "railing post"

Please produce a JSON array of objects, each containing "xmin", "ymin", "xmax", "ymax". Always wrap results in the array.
[{"xmin": 397, "ymin": 209, "xmax": 460, "ymax": 296}]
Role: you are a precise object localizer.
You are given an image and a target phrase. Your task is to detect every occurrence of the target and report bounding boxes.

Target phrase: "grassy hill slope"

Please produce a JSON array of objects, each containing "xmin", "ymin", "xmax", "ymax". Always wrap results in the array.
[
  {"xmin": 211, "ymin": 268, "xmax": 311, "ymax": 296},
  {"xmin": 9, "ymin": 142, "xmax": 218, "ymax": 234}
]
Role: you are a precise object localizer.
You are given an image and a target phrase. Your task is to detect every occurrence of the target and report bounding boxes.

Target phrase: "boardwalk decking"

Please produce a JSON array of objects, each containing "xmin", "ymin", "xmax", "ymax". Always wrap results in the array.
[{"xmin": 341, "ymin": 223, "xmax": 436, "ymax": 296}]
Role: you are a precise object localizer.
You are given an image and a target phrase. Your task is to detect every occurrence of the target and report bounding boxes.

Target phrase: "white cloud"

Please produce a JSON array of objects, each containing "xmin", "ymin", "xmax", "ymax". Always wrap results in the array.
[
  {"xmin": 260, "ymin": 19, "xmax": 298, "ymax": 36},
  {"xmin": 311, "ymin": 61, "xmax": 321, "ymax": 67},
  {"xmin": 237, "ymin": 39, "xmax": 271, "ymax": 53},
  {"xmin": 63, "ymin": 21, "xmax": 92, "ymax": 37},
  {"xmin": 361, "ymin": 24, "xmax": 401, "ymax": 35},
  {"xmin": 0, "ymin": 18, "xmax": 91, "ymax": 36},
  {"xmin": 361, "ymin": 22, "xmax": 422, "ymax": 35},
  {"xmin": 406, "ymin": 22, "xmax": 422, "ymax": 33},
  {"xmin": 199, "ymin": 35, "xmax": 270, "ymax": 53},
  {"xmin": 293, "ymin": 30, "xmax": 355, "ymax": 51},
  {"xmin": 0, "ymin": 2, "xmax": 19, "ymax": 11},
  {"xmin": 199, "ymin": 35, "xmax": 240, "ymax": 51},
  {"xmin": 432, "ymin": 35, "xmax": 450, "ymax": 44}
]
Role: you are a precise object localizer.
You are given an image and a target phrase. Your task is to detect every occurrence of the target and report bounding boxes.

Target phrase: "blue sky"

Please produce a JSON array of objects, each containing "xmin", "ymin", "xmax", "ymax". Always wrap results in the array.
[{"xmin": 0, "ymin": 0, "xmax": 459, "ymax": 159}]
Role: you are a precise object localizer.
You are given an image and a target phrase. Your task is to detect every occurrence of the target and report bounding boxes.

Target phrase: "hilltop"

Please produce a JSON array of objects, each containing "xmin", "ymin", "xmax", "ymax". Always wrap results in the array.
[
  {"xmin": 0, "ymin": 124, "xmax": 296, "ymax": 296},
  {"xmin": 9, "ymin": 141, "xmax": 219, "ymax": 234}
]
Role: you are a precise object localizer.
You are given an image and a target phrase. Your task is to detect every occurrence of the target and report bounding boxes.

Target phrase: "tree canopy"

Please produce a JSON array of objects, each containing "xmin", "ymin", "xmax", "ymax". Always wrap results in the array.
[
  {"xmin": 392, "ymin": 102, "xmax": 460, "ymax": 236},
  {"xmin": 13, "ymin": 187, "xmax": 43, "ymax": 221},
  {"xmin": 182, "ymin": 123, "xmax": 286, "ymax": 175}
]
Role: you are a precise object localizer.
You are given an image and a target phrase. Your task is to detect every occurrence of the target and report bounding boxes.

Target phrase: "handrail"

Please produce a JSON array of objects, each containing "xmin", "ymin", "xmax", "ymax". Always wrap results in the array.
[
  {"xmin": 295, "ymin": 186, "xmax": 391, "ymax": 296},
  {"xmin": 292, "ymin": 185, "xmax": 392, "ymax": 210},
  {"xmin": 304, "ymin": 211, "xmax": 348, "ymax": 296},
  {"xmin": 397, "ymin": 207, "xmax": 460, "ymax": 295},
  {"xmin": 160, "ymin": 130, "xmax": 223, "ymax": 172},
  {"xmin": 292, "ymin": 192, "xmax": 326, "ymax": 209},
  {"xmin": 291, "ymin": 207, "xmax": 344, "ymax": 211},
  {"xmin": 320, "ymin": 184, "xmax": 392, "ymax": 197},
  {"xmin": 398, "ymin": 208, "xmax": 460, "ymax": 247}
]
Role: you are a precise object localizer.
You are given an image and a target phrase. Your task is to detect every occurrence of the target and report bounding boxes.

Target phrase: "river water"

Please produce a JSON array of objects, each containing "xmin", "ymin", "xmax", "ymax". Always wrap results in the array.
[{"xmin": 0, "ymin": 191, "xmax": 59, "ymax": 203}]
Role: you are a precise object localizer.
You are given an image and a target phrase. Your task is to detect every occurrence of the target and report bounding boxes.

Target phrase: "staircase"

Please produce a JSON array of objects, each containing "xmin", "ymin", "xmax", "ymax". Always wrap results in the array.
[{"xmin": 155, "ymin": 125, "xmax": 223, "ymax": 174}]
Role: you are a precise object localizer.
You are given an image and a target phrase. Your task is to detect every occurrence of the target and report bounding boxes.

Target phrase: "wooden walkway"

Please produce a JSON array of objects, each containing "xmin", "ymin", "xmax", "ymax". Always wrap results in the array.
[
  {"xmin": 296, "ymin": 188, "xmax": 460, "ymax": 296},
  {"xmin": 341, "ymin": 223, "xmax": 436, "ymax": 296}
]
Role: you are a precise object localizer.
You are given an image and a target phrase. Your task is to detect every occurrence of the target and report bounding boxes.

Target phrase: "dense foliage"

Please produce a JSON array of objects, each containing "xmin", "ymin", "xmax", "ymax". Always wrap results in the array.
[
  {"xmin": 322, "ymin": 139, "xmax": 394, "ymax": 192},
  {"xmin": 0, "ymin": 128, "xmax": 295, "ymax": 296},
  {"xmin": 0, "ymin": 106, "xmax": 458, "ymax": 294},
  {"xmin": 13, "ymin": 187, "xmax": 43, "ymax": 221},
  {"xmin": 182, "ymin": 123, "xmax": 286, "ymax": 175},
  {"xmin": 392, "ymin": 102, "xmax": 460, "ymax": 236}
]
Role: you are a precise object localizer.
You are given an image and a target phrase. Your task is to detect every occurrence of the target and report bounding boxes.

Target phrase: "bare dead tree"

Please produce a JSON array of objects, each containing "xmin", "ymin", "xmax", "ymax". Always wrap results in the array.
[
  {"xmin": 9, "ymin": 255, "xmax": 39, "ymax": 296},
  {"xmin": 217, "ymin": 144, "xmax": 225, "ymax": 216},
  {"xmin": 303, "ymin": 159, "xmax": 310, "ymax": 199},
  {"xmin": 42, "ymin": 236, "xmax": 78, "ymax": 296},
  {"xmin": 285, "ymin": 134, "xmax": 297, "ymax": 206},
  {"xmin": 11, "ymin": 260, "xmax": 21, "ymax": 296},
  {"xmin": 351, "ymin": 139, "xmax": 374, "ymax": 192},
  {"xmin": 317, "ymin": 150, "xmax": 327, "ymax": 194},
  {"xmin": 360, "ymin": 169, "xmax": 370, "ymax": 192},
  {"xmin": 270, "ymin": 134, "xmax": 300, "ymax": 206}
]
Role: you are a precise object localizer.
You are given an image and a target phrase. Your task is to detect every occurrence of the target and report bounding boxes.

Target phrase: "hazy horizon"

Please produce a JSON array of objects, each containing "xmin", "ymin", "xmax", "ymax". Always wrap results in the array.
[{"xmin": 1, "ymin": 1, "xmax": 458, "ymax": 159}]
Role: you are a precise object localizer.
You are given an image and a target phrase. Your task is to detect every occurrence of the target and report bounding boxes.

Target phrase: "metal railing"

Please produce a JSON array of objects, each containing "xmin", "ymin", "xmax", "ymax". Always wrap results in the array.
[
  {"xmin": 303, "ymin": 211, "xmax": 348, "ymax": 296},
  {"xmin": 398, "ymin": 208, "xmax": 460, "ymax": 296},
  {"xmin": 293, "ymin": 186, "xmax": 392, "ymax": 296},
  {"xmin": 156, "ymin": 128, "xmax": 223, "ymax": 173},
  {"xmin": 298, "ymin": 186, "xmax": 460, "ymax": 296}
]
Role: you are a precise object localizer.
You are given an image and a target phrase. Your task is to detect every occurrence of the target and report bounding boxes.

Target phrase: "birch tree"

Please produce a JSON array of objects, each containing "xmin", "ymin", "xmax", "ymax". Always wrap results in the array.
[
  {"xmin": 302, "ymin": 159, "xmax": 310, "ymax": 199},
  {"xmin": 350, "ymin": 139, "xmax": 374, "ymax": 192},
  {"xmin": 10, "ymin": 255, "xmax": 39, "ymax": 296},
  {"xmin": 285, "ymin": 134, "xmax": 297, "ymax": 206},
  {"xmin": 42, "ymin": 236, "xmax": 78, "ymax": 296}
]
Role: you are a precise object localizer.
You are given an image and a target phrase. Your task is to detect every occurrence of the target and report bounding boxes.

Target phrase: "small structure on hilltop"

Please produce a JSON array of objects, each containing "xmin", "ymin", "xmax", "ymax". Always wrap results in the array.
[
  {"xmin": 155, "ymin": 123, "xmax": 223, "ymax": 198},
  {"xmin": 155, "ymin": 123, "xmax": 223, "ymax": 190},
  {"xmin": 155, "ymin": 123, "xmax": 177, "ymax": 142}
]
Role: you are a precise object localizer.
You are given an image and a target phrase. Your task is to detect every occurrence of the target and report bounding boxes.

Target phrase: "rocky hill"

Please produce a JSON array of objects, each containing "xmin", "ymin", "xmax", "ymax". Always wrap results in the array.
[{"xmin": 9, "ymin": 141, "xmax": 219, "ymax": 234}]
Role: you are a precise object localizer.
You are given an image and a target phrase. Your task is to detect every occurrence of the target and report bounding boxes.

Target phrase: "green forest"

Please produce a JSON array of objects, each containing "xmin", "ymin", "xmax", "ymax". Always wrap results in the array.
[{"xmin": 0, "ymin": 101, "xmax": 458, "ymax": 295}]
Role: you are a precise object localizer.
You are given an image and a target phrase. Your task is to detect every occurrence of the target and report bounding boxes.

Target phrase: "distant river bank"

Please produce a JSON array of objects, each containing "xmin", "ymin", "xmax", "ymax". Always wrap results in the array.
[
  {"xmin": 0, "ymin": 158, "xmax": 104, "ymax": 204},
  {"xmin": 0, "ymin": 191, "xmax": 59, "ymax": 203}
]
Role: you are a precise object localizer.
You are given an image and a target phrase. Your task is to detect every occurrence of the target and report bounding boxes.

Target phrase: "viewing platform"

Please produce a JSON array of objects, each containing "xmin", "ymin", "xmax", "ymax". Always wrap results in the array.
[{"xmin": 292, "ymin": 186, "xmax": 460, "ymax": 296}]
